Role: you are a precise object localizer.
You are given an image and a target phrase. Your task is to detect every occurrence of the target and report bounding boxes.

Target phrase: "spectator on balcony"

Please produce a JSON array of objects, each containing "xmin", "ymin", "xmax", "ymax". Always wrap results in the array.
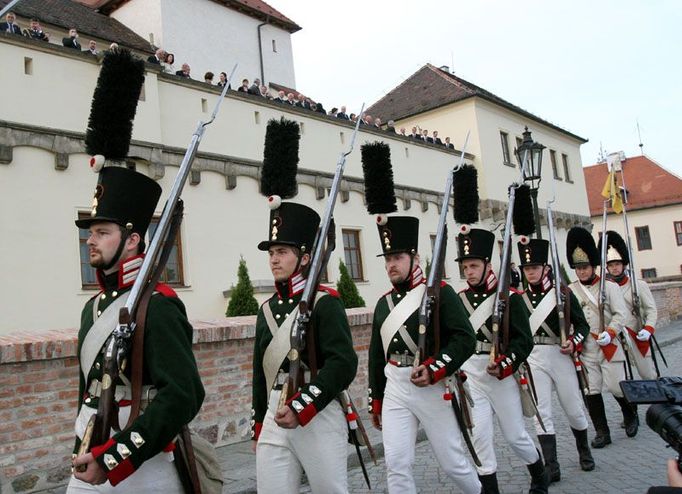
[
  {"xmin": 300, "ymin": 97, "xmax": 313, "ymax": 110},
  {"xmin": 399, "ymin": 127, "xmax": 407, "ymax": 137},
  {"xmin": 259, "ymin": 85, "xmax": 271, "ymax": 99},
  {"xmin": 204, "ymin": 71, "xmax": 214, "ymax": 84},
  {"xmin": 329, "ymin": 107, "xmax": 338, "ymax": 117},
  {"xmin": 175, "ymin": 63, "xmax": 191, "ymax": 78},
  {"xmin": 163, "ymin": 52, "xmax": 175, "ymax": 73},
  {"xmin": 364, "ymin": 114, "xmax": 374, "ymax": 126},
  {"xmin": 248, "ymin": 78, "xmax": 261, "ymax": 95},
  {"xmin": 433, "ymin": 130, "xmax": 443, "ymax": 145},
  {"xmin": 374, "ymin": 117, "xmax": 382, "ymax": 129},
  {"xmin": 147, "ymin": 48, "xmax": 165, "ymax": 65},
  {"xmin": 108, "ymin": 42, "xmax": 119, "ymax": 53},
  {"xmin": 445, "ymin": 136, "xmax": 455, "ymax": 150},
  {"xmin": 217, "ymin": 71, "xmax": 231, "ymax": 89},
  {"xmin": 350, "ymin": 113, "xmax": 358, "ymax": 123},
  {"xmin": 237, "ymin": 79, "xmax": 250, "ymax": 92},
  {"xmin": 315, "ymin": 101, "xmax": 326, "ymax": 114},
  {"xmin": 272, "ymin": 90, "xmax": 286, "ymax": 103},
  {"xmin": 25, "ymin": 19, "xmax": 49, "ymax": 41},
  {"xmin": 386, "ymin": 120, "xmax": 396, "ymax": 133},
  {"xmin": 422, "ymin": 129, "xmax": 433, "ymax": 143},
  {"xmin": 286, "ymin": 93, "xmax": 297, "ymax": 105},
  {"xmin": 83, "ymin": 40, "xmax": 98, "ymax": 56},
  {"xmin": 408, "ymin": 126, "xmax": 419, "ymax": 139},
  {"xmin": 1, "ymin": 12, "xmax": 22, "ymax": 35},
  {"xmin": 62, "ymin": 28, "xmax": 81, "ymax": 50},
  {"xmin": 336, "ymin": 106, "xmax": 349, "ymax": 120}
]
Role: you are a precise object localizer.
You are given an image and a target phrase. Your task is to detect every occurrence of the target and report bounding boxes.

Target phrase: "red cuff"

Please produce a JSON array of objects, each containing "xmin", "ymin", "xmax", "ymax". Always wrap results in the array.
[
  {"xmin": 107, "ymin": 458, "xmax": 135, "ymax": 486},
  {"xmin": 606, "ymin": 328, "xmax": 617, "ymax": 339},
  {"xmin": 286, "ymin": 392, "xmax": 318, "ymax": 427},
  {"xmin": 253, "ymin": 422, "xmax": 263, "ymax": 441},
  {"xmin": 369, "ymin": 398, "xmax": 382, "ymax": 415},
  {"xmin": 423, "ymin": 357, "xmax": 446, "ymax": 384},
  {"xmin": 644, "ymin": 325, "xmax": 655, "ymax": 335},
  {"xmin": 494, "ymin": 355, "xmax": 514, "ymax": 380}
]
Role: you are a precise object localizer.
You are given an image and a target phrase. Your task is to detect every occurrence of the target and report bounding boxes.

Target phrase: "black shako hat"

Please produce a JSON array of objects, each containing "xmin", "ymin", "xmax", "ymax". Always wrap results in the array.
[
  {"xmin": 566, "ymin": 226, "xmax": 600, "ymax": 268},
  {"xmin": 517, "ymin": 238, "xmax": 549, "ymax": 267},
  {"xmin": 257, "ymin": 201, "xmax": 320, "ymax": 252},
  {"xmin": 376, "ymin": 216, "xmax": 418, "ymax": 257},
  {"xmin": 598, "ymin": 230, "xmax": 629, "ymax": 265},
  {"xmin": 75, "ymin": 166, "xmax": 161, "ymax": 236},
  {"xmin": 456, "ymin": 228, "xmax": 495, "ymax": 262}
]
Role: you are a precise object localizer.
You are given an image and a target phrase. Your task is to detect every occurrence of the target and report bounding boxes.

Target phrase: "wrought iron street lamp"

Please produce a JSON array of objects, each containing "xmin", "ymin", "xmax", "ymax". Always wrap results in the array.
[{"xmin": 515, "ymin": 127, "xmax": 545, "ymax": 238}]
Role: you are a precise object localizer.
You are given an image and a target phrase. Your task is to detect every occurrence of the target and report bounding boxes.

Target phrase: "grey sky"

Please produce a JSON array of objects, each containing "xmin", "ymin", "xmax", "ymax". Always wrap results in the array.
[{"xmin": 267, "ymin": 0, "xmax": 682, "ymax": 175}]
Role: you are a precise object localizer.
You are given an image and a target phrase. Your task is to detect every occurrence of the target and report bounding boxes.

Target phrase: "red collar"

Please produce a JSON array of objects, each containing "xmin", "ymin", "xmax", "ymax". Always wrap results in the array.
[
  {"xmin": 466, "ymin": 270, "xmax": 498, "ymax": 293},
  {"xmin": 96, "ymin": 254, "xmax": 145, "ymax": 291},
  {"xmin": 275, "ymin": 271, "xmax": 306, "ymax": 299}
]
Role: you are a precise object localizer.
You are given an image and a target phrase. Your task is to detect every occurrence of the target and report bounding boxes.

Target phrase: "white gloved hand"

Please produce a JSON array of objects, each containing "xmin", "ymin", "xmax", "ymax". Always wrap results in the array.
[
  {"xmin": 596, "ymin": 331, "xmax": 612, "ymax": 346},
  {"xmin": 636, "ymin": 328, "xmax": 652, "ymax": 341}
]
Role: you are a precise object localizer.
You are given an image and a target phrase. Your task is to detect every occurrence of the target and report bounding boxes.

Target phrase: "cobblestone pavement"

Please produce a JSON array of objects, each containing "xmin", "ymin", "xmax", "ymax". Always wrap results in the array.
[{"xmin": 340, "ymin": 338, "xmax": 682, "ymax": 494}]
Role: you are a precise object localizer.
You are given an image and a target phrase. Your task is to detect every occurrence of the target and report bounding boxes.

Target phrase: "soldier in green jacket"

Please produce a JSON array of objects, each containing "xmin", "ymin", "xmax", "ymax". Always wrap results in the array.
[
  {"xmin": 456, "ymin": 227, "xmax": 548, "ymax": 494},
  {"xmin": 519, "ymin": 238, "xmax": 595, "ymax": 482},
  {"xmin": 68, "ymin": 166, "xmax": 205, "ymax": 492},
  {"xmin": 68, "ymin": 49, "xmax": 204, "ymax": 493},
  {"xmin": 250, "ymin": 201, "xmax": 358, "ymax": 494},
  {"xmin": 367, "ymin": 216, "xmax": 480, "ymax": 494}
]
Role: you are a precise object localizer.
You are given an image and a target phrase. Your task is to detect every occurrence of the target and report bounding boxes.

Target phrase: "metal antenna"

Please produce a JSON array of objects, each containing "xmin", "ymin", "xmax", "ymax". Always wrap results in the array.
[{"xmin": 636, "ymin": 120, "xmax": 644, "ymax": 156}]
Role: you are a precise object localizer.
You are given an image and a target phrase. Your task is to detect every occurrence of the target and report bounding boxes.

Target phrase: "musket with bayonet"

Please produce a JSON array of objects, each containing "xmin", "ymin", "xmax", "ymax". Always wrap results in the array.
[
  {"xmin": 613, "ymin": 154, "xmax": 666, "ymax": 375},
  {"xmin": 488, "ymin": 146, "xmax": 546, "ymax": 432},
  {"xmin": 547, "ymin": 193, "xmax": 589, "ymax": 395},
  {"xmin": 599, "ymin": 199, "xmax": 634, "ymax": 380},
  {"xmin": 77, "ymin": 63, "xmax": 238, "ymax": 462}
]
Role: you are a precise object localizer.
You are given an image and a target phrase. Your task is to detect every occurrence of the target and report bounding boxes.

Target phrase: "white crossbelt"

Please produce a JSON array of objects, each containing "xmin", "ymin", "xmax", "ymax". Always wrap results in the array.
[
  {"xmin": 459, "ymin": 292, "xmax": 495, "ymax": 341},
  {"xmin": 523, "ymin": 289, "xmax": 559, "ymax": 337},
  {"xmin": 380, "ymin": 284, "xmax": 425, "ymax": 357}
]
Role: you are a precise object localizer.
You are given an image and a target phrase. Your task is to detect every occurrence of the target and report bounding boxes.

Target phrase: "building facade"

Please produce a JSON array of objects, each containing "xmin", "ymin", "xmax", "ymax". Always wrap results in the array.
[{"xmin": 584, "ymin": 153, "xmax": 682, "ymax": 280}]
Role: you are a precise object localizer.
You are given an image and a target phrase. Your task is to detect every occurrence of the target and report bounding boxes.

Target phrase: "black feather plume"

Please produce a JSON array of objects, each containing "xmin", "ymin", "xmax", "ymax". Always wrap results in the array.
[
  {"xmin": 85, "ymin": 49, "xmax": 145, "ymax": 159},
  {"xmin": 260, "ymin": 117, "xmax": 300, "ymax": 198},
  {"xmin": 361, "ymin": 142, "xmax": 397, "ymax": 214},
  {"xmin": 453, "ymin": 165, "xmax": 479, "ymax": 224},
  {"xmin": 512, "ymin": 184, "xmax": 536, "ymax": 235}
]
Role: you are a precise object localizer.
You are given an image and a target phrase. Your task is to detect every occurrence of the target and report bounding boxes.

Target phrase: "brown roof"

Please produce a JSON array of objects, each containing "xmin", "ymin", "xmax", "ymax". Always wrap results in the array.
[
  {"xmin": 584, "ymin": 155, "xmax": 682, "ymax": 216},
  {"xmin": 76, "ymin": 0, "xmax": 301, "ymax": 33},
  {"xmin": 0, "ymin": 0, "xmax": 153, "ymax": 52},
  {"xmin": 367, "ymin": 63, "xmax": 587, "ymax": 143}
]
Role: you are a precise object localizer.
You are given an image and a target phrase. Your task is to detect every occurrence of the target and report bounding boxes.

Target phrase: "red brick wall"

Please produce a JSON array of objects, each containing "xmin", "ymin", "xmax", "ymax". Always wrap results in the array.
[{"xmin": 0, "ymin": 308, "xmax": 373, "ymax": 493}]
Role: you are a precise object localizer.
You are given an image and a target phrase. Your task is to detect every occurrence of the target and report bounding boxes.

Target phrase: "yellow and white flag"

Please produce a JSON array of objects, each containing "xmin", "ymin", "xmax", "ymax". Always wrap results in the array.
[{"xmin": 601, "ymin": 168, "xmax": 623, "ymax": 214}]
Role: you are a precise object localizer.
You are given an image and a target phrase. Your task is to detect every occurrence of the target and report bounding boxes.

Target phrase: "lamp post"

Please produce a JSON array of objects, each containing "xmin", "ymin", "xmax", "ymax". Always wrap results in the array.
[{"xmin": 515, "ymin": 127, "xmax": 545, "ymax": 239}]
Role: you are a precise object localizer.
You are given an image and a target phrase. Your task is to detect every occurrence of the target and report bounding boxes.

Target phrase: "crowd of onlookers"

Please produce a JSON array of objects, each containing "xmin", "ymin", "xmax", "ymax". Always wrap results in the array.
[{"xmin": 2, "ymin": 11, "xmax": 455, "ymax": 149}]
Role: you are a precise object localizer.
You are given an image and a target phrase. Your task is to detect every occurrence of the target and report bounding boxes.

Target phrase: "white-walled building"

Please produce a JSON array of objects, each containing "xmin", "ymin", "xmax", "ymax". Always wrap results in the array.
[{"xmin": 81, "ymin": 0, "xmax": 299, "ymax": 87}]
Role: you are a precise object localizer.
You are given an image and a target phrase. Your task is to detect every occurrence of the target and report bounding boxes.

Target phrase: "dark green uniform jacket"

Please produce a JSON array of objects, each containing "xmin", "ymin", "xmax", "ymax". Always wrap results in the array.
[
  {"xmin": 458, "ymin": 272, "xmax": 533, "ymax": 371},
  {"xmin": 74, "ymin": 255, "xmax": 205, "ymax": 486},
  {"xmin": 368, "ymin": 274, "xmax": 476, "ymax": 416},
  {"xmin": 519, "ymin": 282, "xmax": 590, "ymax": 349},
  {"xmin": 251, "ymin": 273, "xmax": 358, "ymax": 439}
]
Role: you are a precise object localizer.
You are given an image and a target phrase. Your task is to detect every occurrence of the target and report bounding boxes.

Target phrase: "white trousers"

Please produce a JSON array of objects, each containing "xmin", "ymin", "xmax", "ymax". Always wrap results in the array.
[
  {"xmin": 66, "ymin": 405, "xmax": 183, "ymax": 493},
  {"xmin": 462, "ymin": 355, "xmax": 540, "ymax": 475},
  {"xmin": 581, "ymin": 348, "xmax": 626, "ymax": 397},
  {"xmin": 256, "ymin": 389, "xmax": 348, "ymax": 494},
  {"xmin": 527, "ymin": 345, "xmax": 589, "ymax": 435},
  {"xmin": 624, "ymin": 331, "xmax": 657, "ymax": 379},
  {"xmin": 382, "ymin": 364, "xmax": 481, "ymax": 494}
]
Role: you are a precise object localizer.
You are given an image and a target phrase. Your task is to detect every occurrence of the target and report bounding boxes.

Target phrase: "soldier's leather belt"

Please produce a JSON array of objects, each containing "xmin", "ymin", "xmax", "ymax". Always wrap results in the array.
[
  {"xmin": 388, "ymin": 353, "xmax": 415, "ymax": 367},
  {"xmin": 87, "ymin": 380, "xmax": 157, "ymax": 403},
  {"xmin": 272, "ymin": 369, "xmax": 312, "ymax": 390},
  {"xmin": 474, "ymin": 341, "xmax": 493, "ymax": 354},
  {"xmin": 533, "ymin": 335, "xmax": 560, "ymax": 345}
]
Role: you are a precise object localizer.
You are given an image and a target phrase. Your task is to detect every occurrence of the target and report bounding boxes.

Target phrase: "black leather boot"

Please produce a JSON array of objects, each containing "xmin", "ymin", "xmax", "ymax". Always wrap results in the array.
[
  {"xmin": 538, "ymin": 434, "xmax": 560, "ymax": 482},
  {"xmin": 615, "ymin": 396, "xmax": 639, "ymax": 437},
  {"xmin": 585, "ymin": 393, "xmax": 611, "ymax": 448},
  {"xmin": 527, "ymin": 453, "xmax": 550, "ymax": 494},
  {"xmin": 571, "ymin": 427, "xmax": 596, "ymax": 471},
  {"xmin": 478, "ymin": 473, "xmax": 500, "ymax": 494}
]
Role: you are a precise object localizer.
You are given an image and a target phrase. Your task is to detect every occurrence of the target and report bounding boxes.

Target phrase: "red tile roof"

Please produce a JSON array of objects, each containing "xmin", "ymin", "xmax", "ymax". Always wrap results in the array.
[
  {"xmin": 583, "ymin": 155, "xmax": 682, "ymax": 216},
  {"xmin": 0, "ymin": 0, "xmax": 153, "ymax": 52},
  {"xmin": 367, "ymin": 63, "xmax": 587, "ymax": 143},
  {"xmin": 75, "ymin": 0, "xmax": 301, "ymax": 33}
]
